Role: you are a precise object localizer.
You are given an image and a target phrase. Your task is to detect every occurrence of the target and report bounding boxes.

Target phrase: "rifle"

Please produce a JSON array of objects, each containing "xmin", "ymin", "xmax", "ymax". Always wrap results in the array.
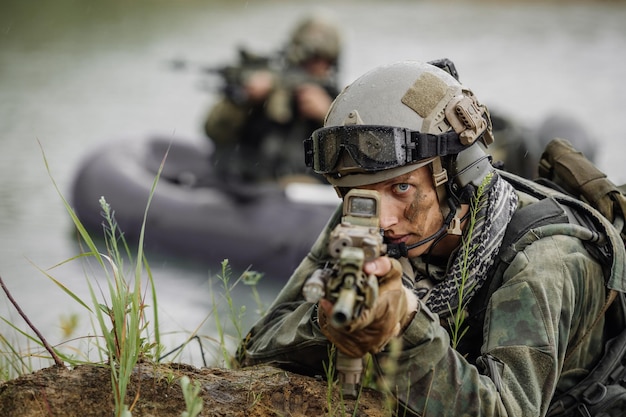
[
  {"xmin": 303, "ymin": 189, "xmax": 387, "ymax": 398},
  {"xmin": 207, "ymin": 47, "xmax": 338, "ymax": 105}
]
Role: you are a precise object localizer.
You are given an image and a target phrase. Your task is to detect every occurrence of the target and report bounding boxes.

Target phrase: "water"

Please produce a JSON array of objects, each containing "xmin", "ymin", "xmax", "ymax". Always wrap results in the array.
[{"xmin": 1, "ymin": 0, "xmax": 625, "ymax": 368}]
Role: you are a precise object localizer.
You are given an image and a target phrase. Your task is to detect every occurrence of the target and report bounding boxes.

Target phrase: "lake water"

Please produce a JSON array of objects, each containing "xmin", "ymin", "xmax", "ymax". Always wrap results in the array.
[{"xmin": 1, "ymin": 0, "xmax": 625, "ymax": 368}]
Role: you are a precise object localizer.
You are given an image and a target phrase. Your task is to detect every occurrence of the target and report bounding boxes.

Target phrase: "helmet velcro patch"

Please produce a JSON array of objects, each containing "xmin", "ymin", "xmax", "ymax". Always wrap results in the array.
[{"xmin": 401, "ymin": 72, "xmax": 448, "ymax": 118}]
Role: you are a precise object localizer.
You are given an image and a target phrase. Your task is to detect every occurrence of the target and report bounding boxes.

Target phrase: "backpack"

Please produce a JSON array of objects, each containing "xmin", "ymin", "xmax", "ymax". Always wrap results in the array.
[{"xmin": 483, "ymin": 138, "xmax": 626, "ymax": 416}]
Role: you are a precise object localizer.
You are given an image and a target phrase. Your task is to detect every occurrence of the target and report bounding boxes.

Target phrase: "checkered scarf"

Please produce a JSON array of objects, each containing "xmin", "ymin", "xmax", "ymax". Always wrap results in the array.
[{"xmin": 407, "ymin": 172, "xmax": 518, "ymax": 316}]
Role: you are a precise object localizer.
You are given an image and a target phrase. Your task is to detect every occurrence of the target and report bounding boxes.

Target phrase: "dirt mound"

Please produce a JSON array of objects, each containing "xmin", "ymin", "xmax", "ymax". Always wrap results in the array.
[{"xmin": 0, "ymin": 363, "xmax": 389, "ymax": 416}]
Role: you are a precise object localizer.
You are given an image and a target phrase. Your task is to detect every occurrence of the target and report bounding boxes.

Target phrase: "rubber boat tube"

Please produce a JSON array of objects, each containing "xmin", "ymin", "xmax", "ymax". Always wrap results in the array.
[{"xmin": 70, "ymin": 135, "xmax": 340, "ymax": 281}]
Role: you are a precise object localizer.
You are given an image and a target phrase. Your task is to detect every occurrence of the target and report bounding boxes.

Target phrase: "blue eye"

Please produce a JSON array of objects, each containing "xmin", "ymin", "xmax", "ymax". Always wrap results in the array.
[{"xmin": 393, "ymin": 183, "xmax": 411, "ymax": 194}]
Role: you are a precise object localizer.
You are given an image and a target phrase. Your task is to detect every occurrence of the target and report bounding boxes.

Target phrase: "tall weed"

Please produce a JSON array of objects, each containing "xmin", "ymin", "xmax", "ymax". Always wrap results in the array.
[
  {"xmin": 40, "ymin": 141, "xmax": 164, "ymax": 416},
  {"xmin": 447, "ymin": 172, "xmax": 492, "ymax": 348}
]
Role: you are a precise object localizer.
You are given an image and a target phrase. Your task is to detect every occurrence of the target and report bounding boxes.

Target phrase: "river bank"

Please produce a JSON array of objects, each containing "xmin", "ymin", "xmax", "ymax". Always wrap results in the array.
[{"xmin": 0, "ymin": 362, "xmax": 388, "ymax": 417}]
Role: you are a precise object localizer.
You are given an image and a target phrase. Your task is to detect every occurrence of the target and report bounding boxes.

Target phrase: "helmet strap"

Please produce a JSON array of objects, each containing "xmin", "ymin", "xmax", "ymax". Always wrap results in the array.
[
  {"xmin": 446, "ymin": 208, "xmax": 463, "ymax": 236},
  {"xmin": 429, "ymin": 156, "xmax": 463, "ymax": 236},
  {"xmin": 430, "ymin": 156, "xmax": 450, "ymax": 215}
]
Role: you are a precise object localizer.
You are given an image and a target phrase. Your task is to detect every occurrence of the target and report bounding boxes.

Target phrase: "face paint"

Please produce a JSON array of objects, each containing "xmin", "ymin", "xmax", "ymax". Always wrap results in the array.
[{"xmin": 404, "ymin": 191, "xmax": 426, "ymax": 223}]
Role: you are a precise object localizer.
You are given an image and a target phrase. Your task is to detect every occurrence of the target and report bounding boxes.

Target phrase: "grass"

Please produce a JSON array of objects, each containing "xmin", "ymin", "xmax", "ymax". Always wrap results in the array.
[
  {"xmin": 88, "ymin": 197, "xmax": 153, "ymax": 416},
  {"xmin": 44, "ymin": 137, "xmax": 165, "ymax": 416},
  {"xmin": 211, "ymin": 260, "xmax": 246, "ymax": 368},
  {"xmin": 180, "ymin": 375, "xmax": 203, "ymax": 417},
  {"xmin": 0, "ymin": 142, "xmax": 385, "ymax": 416},
  {"xmin": 2, "ymin": 144, "xmax": 175, "ymax": 411},
  {"xmin": 447, "ymin": 172, "xmax": 493, "ymax": 349},
  {"xmin": 0, "ymin": 142, "xmax": 275, "ymax": 416},
  {"xmin": 0, "ymin": 331, "xmax": 31, "ymax": 380}
]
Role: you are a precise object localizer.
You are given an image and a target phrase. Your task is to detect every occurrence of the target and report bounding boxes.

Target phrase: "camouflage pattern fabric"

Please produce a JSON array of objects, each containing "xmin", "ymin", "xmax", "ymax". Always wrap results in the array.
[
  {"xmin": 204, "ymin": 74, "xmax": 339, "ymax": 184},
  {"xmin": 239, "ymin": 169, "xmax": 625, "ymax": 416}
]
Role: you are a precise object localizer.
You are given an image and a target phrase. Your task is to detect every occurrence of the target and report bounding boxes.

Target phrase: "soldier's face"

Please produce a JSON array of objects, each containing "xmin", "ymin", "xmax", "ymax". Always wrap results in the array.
[
  {"xmin": 359, "ymin": 165, "xmax": 445, "ymax": 258},
  {"xmin": 302, "ymin": 57, "xmax": 331, "ymax": 77}
]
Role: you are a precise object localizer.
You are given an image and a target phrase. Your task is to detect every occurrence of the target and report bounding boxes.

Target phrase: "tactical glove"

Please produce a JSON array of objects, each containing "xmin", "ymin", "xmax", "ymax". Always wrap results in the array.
[{"xmin": 318, "ymin": 257, "xmax": 418, "ymax": 358}]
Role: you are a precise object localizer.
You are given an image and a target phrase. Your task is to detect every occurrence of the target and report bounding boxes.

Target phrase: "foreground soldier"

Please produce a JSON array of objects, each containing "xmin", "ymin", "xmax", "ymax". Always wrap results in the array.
[
  {"xmin": 238, "ymin": 61, "xmax": 626, "ymax": 416},
  {"xmin": 205, "ymin": 13, "xmax": 341, "ymax": 184}
]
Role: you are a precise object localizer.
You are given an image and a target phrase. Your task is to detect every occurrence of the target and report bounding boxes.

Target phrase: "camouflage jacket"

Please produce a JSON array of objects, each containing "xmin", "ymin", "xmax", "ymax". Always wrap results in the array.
[
  {"xmin": 204, "ymin": 77, "xmax": 339, "ymax": 183},
  {"xmin": 240, "ymin": 173, "xmax": 626, "ymax": 416},
  {"xmin": 204, "ymin": 95, "xmax": 323, "ymax": 182}
]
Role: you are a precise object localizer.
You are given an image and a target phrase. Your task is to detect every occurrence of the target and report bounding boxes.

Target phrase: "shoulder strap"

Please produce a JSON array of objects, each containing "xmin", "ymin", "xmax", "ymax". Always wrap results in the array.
[
  {"xmin": 499, "ymin": 170, "xmax": 626, "ymax": 293},
  {"xmin": 468, "ymin": 171, "xmax": 626, "ymax": 344},
  {"xmin": 497, "ymin": 196, "xmax": 570, "ymax": 266},
  {"xmin": 467, "ymin": 195, "xmax": 569, "ymax": 320}
]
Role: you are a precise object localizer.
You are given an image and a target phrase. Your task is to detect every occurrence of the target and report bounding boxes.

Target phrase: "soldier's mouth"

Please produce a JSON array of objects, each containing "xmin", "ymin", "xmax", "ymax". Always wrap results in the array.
[{"xmin": 385, "ymin": 234, "xmax": 410, "ymax": 245}]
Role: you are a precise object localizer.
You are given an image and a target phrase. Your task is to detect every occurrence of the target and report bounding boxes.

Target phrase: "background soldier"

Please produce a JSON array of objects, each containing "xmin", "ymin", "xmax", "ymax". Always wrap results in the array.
[{"xmin": 204, "ymin": 13, "xmax": 342, "ymax": 184}]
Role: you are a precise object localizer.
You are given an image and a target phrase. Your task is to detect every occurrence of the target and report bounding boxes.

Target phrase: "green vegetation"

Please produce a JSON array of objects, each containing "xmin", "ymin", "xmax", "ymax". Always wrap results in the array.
[
  {"xmin": 447, "ymin": 172, "xmax": 493, "ymax": 349},
  {"xmin": 180, "ymin": 376, "xmax": 203, "ymax": 417},
  {"xmin": 0, "ymin": 144, "xmax": 272, "ymax": 416},
  {"xmin": 88, "ymin": 197, "xmax": 155, "ymax": 416},
  {"xmin": 211, "ymin": 260, "xmax": 247, "ymax": 368}
]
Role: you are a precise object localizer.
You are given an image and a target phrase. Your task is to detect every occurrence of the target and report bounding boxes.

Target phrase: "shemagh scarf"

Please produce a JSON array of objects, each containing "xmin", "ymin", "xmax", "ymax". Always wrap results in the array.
[{"xmin": 406, "ymin": 172, "xmax": 519, "ymax": 316}]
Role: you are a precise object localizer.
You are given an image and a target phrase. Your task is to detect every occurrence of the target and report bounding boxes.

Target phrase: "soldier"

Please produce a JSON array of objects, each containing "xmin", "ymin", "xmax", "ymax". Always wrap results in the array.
[
  {"xmin": 238, "ymin": 61, "xmax": 626, "ymax": 415},
  {"xmin": 204, "ymin": 13, "xmax": 342, "ymax": 184}
]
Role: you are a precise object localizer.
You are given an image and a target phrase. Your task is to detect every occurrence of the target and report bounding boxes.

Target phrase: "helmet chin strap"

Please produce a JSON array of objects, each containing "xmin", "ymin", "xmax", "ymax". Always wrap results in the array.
[{"xmin": 386, "ymin": 198, "xmax": 461, "ymax": 259}]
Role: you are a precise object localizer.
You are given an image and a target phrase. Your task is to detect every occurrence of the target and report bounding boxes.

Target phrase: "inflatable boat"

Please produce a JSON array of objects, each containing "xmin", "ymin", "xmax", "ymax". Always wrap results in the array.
[{"xmin": 70, "ymin": 135, "xmax": 340, "ymax": 281}]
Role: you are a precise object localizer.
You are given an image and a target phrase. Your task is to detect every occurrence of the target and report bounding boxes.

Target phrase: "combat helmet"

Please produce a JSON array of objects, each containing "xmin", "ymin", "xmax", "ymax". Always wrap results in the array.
[
  {"xmin": 304, "ymin": 60, "xmax": 495, "ymax": 241},
  {"xmin": 284, "ymin": 13, "xmax": 341, "ymax": 67}
]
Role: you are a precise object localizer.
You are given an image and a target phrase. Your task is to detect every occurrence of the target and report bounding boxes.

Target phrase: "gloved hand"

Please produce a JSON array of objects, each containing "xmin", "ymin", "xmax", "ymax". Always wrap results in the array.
[{"xmin": 318, "ymin": 257, "xmax": 418, "ymax": 358}]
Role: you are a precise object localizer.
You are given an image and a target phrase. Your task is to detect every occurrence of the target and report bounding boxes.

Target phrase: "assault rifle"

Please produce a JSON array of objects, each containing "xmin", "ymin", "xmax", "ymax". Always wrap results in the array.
[
  {"xmin": 303, "ymin": 189, "xmax": 387, "ymax": 398},
  {"xmin": 207, "ymin": 47, "xmax": 338, "ymax": 105}
]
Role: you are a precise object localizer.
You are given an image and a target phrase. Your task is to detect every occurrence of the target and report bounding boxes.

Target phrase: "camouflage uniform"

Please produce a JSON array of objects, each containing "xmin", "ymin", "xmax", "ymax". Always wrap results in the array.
[
  {"xmin": 240, "ymin": 172, "xmax": 626, "ymax": 416},
  {"xmin": 205, "ymin": 13, "xmax": 342, "ymax": 184},
  {"xmin": 205, "ymin": 81, "xmax": 338, "ymax": 183}
]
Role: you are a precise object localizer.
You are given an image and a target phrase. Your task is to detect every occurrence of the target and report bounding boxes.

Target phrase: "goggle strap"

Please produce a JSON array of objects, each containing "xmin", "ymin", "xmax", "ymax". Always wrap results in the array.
[
  {"xmin": 412, "ymin": 131, "xmax": 467, "ymax": 162},
  {"xmin": 305, "ymin": 125, "xmax": 473, "ymax": 172},
  {"xmin": 303, "ymin": 137, "xmax": 314, "ymax": 167}
]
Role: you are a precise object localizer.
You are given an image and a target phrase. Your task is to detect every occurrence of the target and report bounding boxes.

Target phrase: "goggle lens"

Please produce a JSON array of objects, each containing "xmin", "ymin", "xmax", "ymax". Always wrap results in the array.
[{"xmin": 310, "ymin": 125, "xmax": 407, "ymax": 173}]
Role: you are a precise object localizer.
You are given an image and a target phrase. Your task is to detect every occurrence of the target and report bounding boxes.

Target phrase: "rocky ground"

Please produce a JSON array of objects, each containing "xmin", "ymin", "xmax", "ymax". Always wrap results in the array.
[{"xmin": 0, "ymin": 362, "xmax": 390, "ymax": 417}]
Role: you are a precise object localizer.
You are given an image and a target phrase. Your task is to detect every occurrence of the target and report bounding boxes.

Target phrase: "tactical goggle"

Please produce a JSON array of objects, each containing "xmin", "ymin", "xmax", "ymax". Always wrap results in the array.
[{"xmin": 304, "ymin": 125, "xmax": 468, "ymax": 174}]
